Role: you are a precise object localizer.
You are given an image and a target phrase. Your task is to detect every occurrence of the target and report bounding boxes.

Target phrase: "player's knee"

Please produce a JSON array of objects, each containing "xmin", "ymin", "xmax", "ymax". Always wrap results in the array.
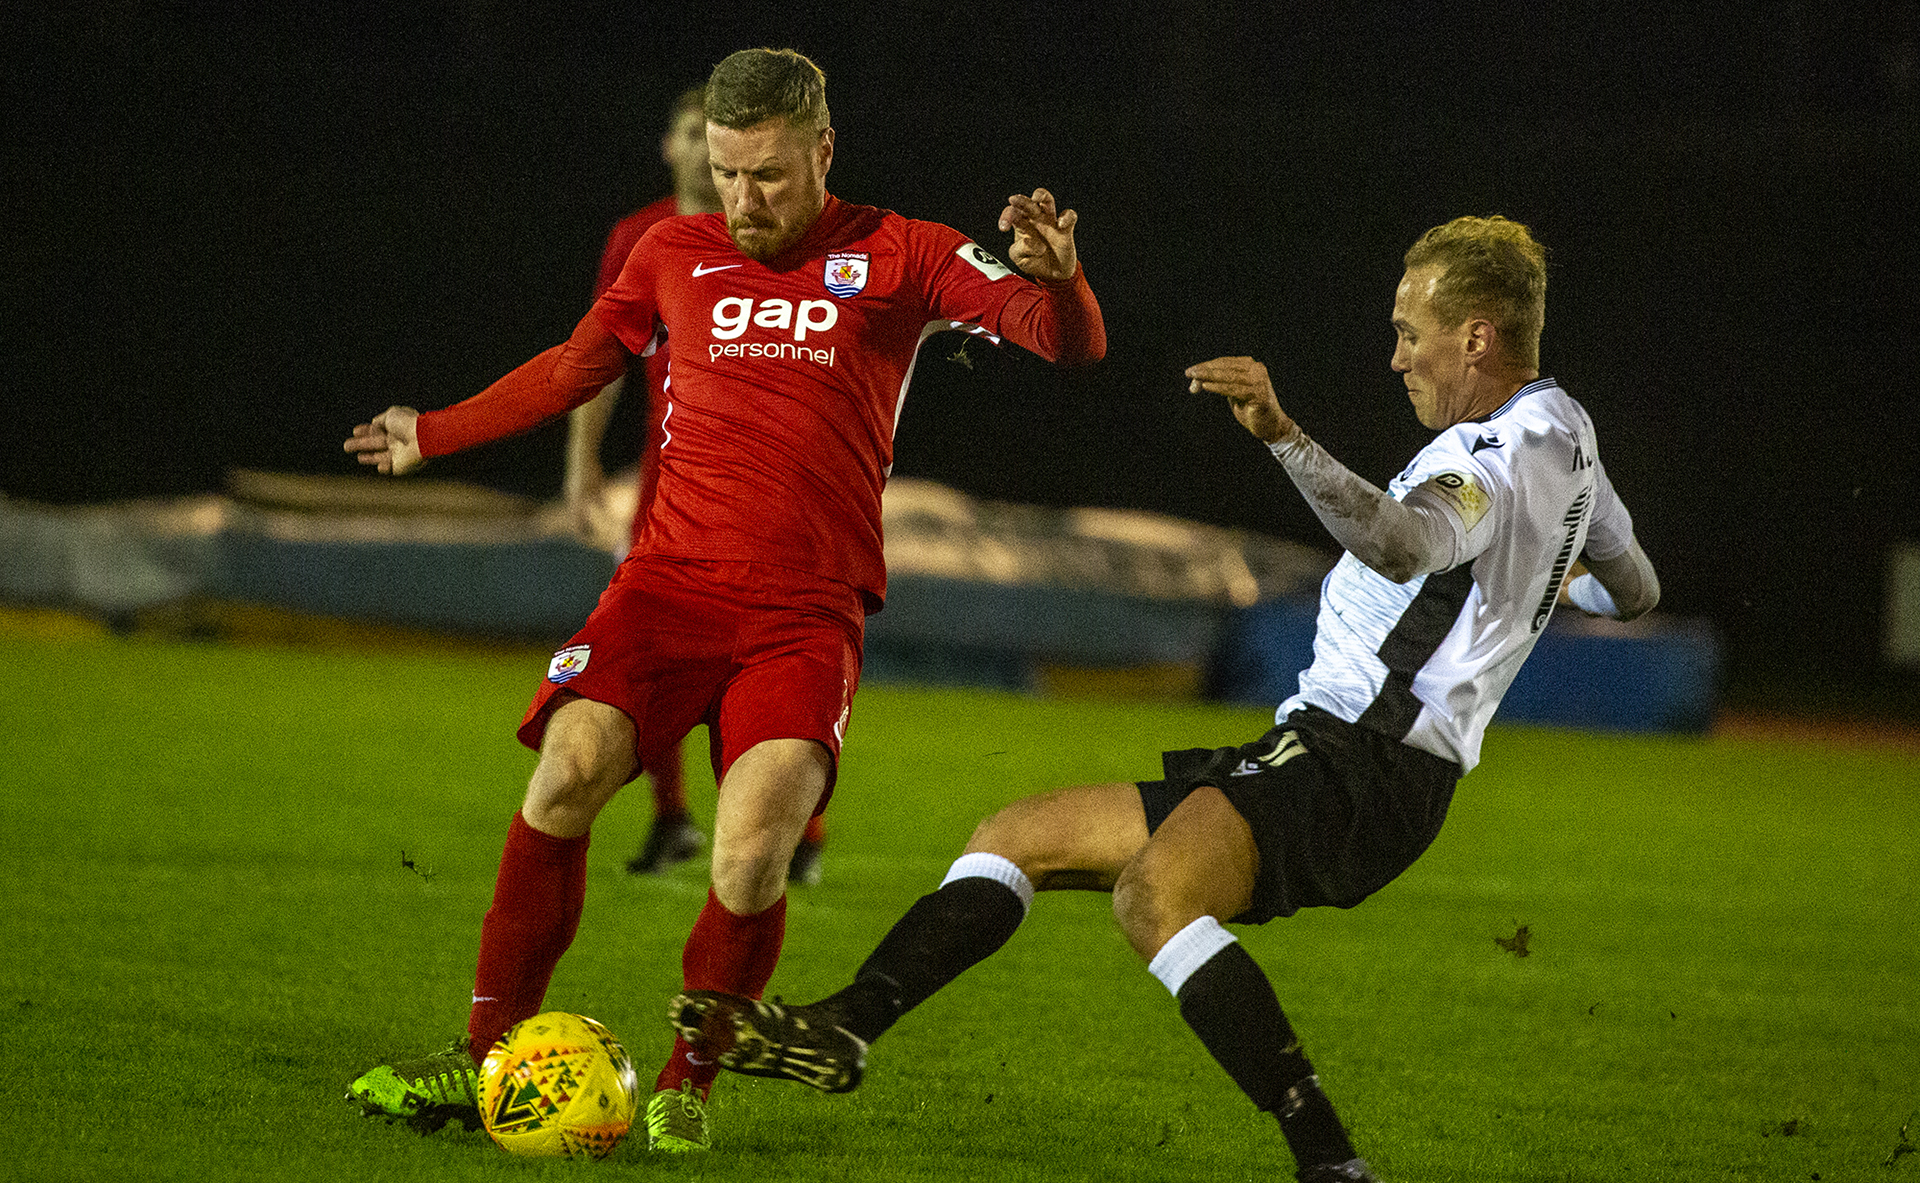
[
  {"xmin": 537, "ymin": 738, "xmax": 626, "ymax": 800},
  {"xmin": 709, "ymin": 837, "xmax": 790, "ymax": 914},
  {"xmin": 548, "ymin": 703, "xmax": 634, "ymax": 778},
  {"xmin": 1110, "ymin": 853, "xmax": 1170, "ymax": 954},
  {"xmin": 1112, "ymin": 840, "xmax": 1230, "ymax": 960},
  {"xmin": 525, "ymin": 709, "xmax": 633, "ymax": 831}
]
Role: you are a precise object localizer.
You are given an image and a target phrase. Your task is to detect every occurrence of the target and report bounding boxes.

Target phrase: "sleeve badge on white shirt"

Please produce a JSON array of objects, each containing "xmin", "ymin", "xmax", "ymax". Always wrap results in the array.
[{"xmin": 1422, "ymin": 471, "xmax": 1491, "ymax": 531}]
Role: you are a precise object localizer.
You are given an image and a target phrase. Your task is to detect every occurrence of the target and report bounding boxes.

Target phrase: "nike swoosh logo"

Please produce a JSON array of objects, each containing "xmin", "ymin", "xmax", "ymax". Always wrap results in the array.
[
  {"xmin": 1471, "ymin": 435, "xmax": 1504, "ymax": 454},
  {"xmin": 684, "ymin": 1053, "xmax": 717, "ymax": 1067},
  {"xmin": 692, "ymin": 262, "xmax": 744, "ymax": 277}
]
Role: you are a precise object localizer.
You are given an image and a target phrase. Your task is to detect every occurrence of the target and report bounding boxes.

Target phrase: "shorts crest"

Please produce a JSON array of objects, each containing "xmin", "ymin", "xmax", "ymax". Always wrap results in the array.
[{"xmin": 548, "ymin": 644, "xmax": 591, "ymax": 683}]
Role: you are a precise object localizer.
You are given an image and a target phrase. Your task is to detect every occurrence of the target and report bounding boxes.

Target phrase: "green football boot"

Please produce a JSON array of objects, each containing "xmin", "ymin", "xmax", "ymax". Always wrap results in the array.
[
  {"xmin": 645, "ymin": 1080, "xmax": 711, "ymax": 1151},
  {"xmin": 345, "ymin": 1035, "xmax": 483, "ymax": 1132}
]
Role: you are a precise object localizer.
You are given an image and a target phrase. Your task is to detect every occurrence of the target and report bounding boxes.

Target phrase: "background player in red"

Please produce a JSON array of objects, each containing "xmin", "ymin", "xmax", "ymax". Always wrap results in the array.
[
  {"xmin": 560, "ymin": 84, "xmax": 788, "ymax": 881},
  {"xmin": 564, "ymin": 84, "xmax": 718, "ymax": 563},
  {"xmin": 342, "ymin": 47, "xmax": 1105, "ymax": 1152}
]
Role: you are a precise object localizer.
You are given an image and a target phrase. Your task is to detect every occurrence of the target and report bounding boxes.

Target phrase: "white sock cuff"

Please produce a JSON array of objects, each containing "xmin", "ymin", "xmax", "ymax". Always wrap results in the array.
[
  {"xmin": 1147, "ymin": 915, "xmax": 1238, "ymax": 997},
  {"xmin": 940, "ymin": 852, "xmax": 1035, "ymax": 913}
]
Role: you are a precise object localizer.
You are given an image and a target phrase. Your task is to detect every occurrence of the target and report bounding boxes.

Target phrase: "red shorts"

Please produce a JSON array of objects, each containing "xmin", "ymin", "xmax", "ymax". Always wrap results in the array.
[{"xmin": 519, "ymin": 555, "xmax": 864, "ymax": 800}]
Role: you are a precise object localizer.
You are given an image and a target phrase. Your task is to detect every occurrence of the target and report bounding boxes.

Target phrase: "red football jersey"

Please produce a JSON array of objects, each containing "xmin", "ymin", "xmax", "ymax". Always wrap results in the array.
[
  {"xmin": 415, "ymin": 194, "xmax": 1104, "ymax": 610},
  {"xmin": 592, "ymin": 194, "xmax": 1104, "ymax": 609}
]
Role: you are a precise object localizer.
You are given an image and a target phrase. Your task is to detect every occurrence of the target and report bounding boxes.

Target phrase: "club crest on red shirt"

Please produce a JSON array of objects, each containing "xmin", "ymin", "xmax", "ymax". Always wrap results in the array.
[{"xmin": 824, "ymin": 251, "xmax": 869, "ymax": 298}]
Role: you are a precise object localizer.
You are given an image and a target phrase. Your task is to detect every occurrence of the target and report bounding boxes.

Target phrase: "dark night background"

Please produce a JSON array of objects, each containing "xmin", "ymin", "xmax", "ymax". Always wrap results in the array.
[{"xmin": 5, "ymin": 2, "xmax": 1917, "ymax": 714}]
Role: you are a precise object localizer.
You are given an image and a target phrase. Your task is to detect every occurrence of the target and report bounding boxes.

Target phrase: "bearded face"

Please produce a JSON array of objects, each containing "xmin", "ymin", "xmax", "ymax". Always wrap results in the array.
[{"xmin": 706, "ymin": 118, "xmax": 833, "ymax": 261}]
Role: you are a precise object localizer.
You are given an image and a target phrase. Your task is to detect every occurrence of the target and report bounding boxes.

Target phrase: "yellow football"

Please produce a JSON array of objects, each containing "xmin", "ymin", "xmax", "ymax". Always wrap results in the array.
[{"xmin": 478, "ymin": 1012, "xmax": 638, "ymax": 1159}]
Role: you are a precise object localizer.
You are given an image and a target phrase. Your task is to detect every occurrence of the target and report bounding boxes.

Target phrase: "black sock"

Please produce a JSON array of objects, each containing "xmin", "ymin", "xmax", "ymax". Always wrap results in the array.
[
  {"xmin": 1173, "ymin": 940, "xmax": 1357, "ymax": 1168},
  {"xmin": 818, "ymin": 876, "xmax": 1027, "ymax": 1043}
]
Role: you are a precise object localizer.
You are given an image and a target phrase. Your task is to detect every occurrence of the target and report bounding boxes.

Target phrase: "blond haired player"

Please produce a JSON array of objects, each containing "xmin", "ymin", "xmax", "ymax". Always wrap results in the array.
[{"xmin": 674, "ymin": 216, "xmax": 1657, "ymax": 1183}]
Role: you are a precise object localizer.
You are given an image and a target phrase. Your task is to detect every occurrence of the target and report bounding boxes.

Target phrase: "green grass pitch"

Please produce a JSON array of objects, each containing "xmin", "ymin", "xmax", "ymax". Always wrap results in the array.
[{"xmin": 2, "ymin": 629, "xmax": 1915, "ymax": 1182}]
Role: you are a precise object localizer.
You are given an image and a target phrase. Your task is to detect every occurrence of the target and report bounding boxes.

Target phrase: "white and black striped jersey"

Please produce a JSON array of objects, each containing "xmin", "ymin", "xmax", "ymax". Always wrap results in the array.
[{"xmin": 1278, "ymin": 378, "xmax": 1636, "ymax": 771}]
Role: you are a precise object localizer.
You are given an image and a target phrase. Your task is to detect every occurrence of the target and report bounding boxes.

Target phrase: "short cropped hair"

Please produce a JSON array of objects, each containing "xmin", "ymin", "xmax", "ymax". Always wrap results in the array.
[
  {"xmin": 705, "ymin": 48, "xmax": 830, "ymax": 133},
  {"xmin": 1404, "ymin": 216, "xmax": 1548, "ymax": 369}
]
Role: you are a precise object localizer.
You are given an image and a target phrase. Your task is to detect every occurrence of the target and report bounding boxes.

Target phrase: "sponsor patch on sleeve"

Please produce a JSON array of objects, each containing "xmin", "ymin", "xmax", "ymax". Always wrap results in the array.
[
  {"xmin": 956, "ymin": 242, "xmax": 1014, "ymax": 281},
  {"xmin": 1418, "ymin": 471, "xmax": 1491, "ymax": 531}
]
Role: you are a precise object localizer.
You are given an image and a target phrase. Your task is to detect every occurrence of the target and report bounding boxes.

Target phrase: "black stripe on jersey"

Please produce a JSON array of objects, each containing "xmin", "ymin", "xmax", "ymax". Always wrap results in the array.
[
  {"xmin": 1531, "ymin": 485, "xmax": 1594, "ymax": 633},
  {"xmin": 1355, "ymin": 564, "xmax": 1477, "ymax": 742}
]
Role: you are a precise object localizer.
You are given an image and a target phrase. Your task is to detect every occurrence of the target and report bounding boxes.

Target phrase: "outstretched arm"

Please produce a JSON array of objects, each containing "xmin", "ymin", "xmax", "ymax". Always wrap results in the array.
[
  {"xmin": 343, "ymin": 312, "xmax": 630, "ymax": 476},
  {"xmin": 1188, "ymin": 356, "xmax": 1458, "ymax": 583},
  {"xmin": 978, "ymin": 187, "xmax": 1106, "ymax": 365},
  {"xmin": 998, "ymin": 188, "xmax": 1078, "ymax": 284},
  {"xmin": 344, "ymin": 406, "xmax": 423, "ymax": 475}
]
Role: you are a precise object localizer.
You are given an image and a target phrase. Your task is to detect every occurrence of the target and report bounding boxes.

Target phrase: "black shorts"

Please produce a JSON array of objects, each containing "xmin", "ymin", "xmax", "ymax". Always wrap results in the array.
[{"xmin": 1137, "ymin": 706, "xmax": 1460, "ymax": 924}]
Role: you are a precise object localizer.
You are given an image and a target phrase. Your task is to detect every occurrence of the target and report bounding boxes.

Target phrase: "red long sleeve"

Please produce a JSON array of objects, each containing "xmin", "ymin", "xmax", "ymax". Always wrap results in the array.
[
  {"xmin": 992, "ymin": 263, "xmax": 1106, "ymax": 367},
  {"xmin": 414, "ymin": 313, "xmax": 632, "ymax": 458}
]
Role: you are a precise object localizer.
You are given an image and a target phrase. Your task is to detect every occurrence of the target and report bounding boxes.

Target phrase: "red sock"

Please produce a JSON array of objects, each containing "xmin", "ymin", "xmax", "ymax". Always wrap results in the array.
[
  {"xmin": 650, "ymin": 739, "xmax": 688, "ymax": 819},
  {"xmin": 803, "ymin": 812, "xmax": 826, "ymax": 845},
  {"xmin": 655, "ymin": 889, "xmax": 786, "ymax": 1096},
  {"xmin": 466, "ymin": 811, "xmax": 590, "ymax": 1064}
]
